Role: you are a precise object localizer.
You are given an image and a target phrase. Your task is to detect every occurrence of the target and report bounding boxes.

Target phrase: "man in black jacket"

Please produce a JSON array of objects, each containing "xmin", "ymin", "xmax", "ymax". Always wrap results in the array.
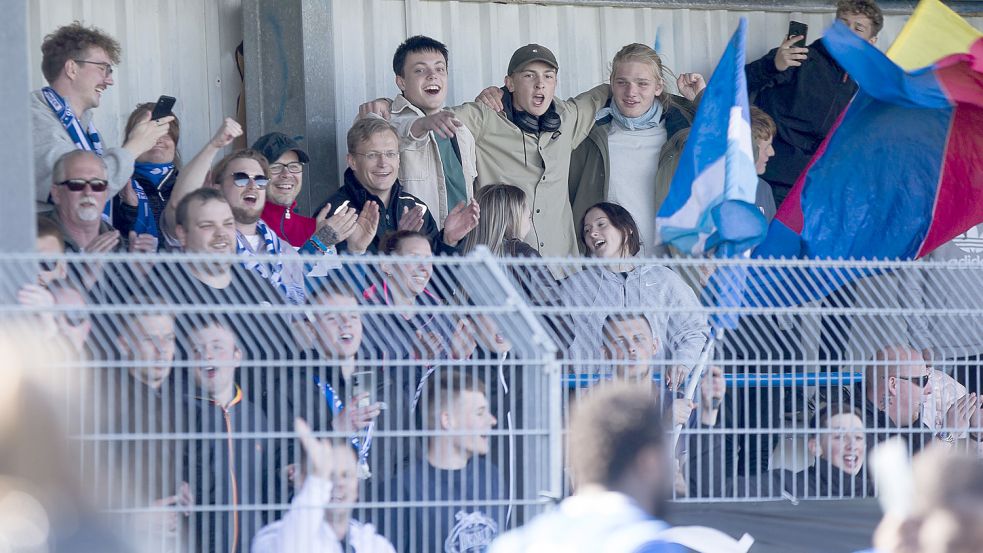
[
  {"xmin": 746, "ymin": 0, "xmax": 883, "ymax": 206},
  {"xmin": 322, "ymin": 116, "xmax": 479, "ymax": 254}
]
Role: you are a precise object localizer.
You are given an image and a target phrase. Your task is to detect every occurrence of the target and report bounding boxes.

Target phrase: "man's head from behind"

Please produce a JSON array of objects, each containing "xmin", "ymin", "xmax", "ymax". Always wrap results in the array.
[
  {"xmin": 346, "ymin": 117, "xmax": 400, "ymax": 201},
  {"xmin": 874, "ymin": 449, "xmax": 983, "ymax": 553},
  {"xmin": 836, "ymin": 0, "xmax": 883, "ymax": 43},
  {"xmin": 393, "ymin": 35, "xmax": 449, "ymax": 116},
  {"xmin": 174, "ymin": 188, "xmax": 236, "ymax": 254},
  {"xmin": 425, "ymin": 370, "xmax": 497, "ymax": 461},
  {"xmin": 49, "ymin": 150, "xmax": 110, "ymax": 228},
  {"xmin": 750, "ymin": 107, "xmax": 776, "ymax": 176},
  {"xmin": 866, "ymin": 345, "xmax": 933, "ymax": 427},
  {"xmin": 505, "ymin": 44, "xmax": 559, "ymax": 117},
  {"xmin": 602, "ymin": 314, "xmax": 660, "ymax": 382},
  {"xmin": 41, "ymin": 22, "xmax": 120, "ymax": 111},
  {"xmin": 251, "ymin": 132, "xmax": 310, "ymax": 208},
  {"xmin": 568, "ymin": 383, "xmax": 670, "ymax": 517}
]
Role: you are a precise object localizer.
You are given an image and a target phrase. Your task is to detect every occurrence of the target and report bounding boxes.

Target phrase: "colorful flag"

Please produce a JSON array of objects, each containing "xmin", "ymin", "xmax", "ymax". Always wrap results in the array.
[
  {"xmin": 655, "ymin": 18, "xmax": 767, "ymax": 259},
  {"xmin": 748, "ymin": 21, "xmax": 983, "ymax": 305},
  {"xmin": 886, "ymin": 0, "xmax": 982, "ymax": 71}
]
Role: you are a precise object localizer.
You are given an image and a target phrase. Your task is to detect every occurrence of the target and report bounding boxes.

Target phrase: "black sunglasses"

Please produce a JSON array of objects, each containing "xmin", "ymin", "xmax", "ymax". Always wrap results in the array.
[
  {"xmin": 897, "ymin": 374, "xmax": 930, "ymax": 388},
  {"xmin": 57, "ymin": 178, "xmax": 109, "ymax": 192},
  {"xmin": 230, "ymin": 172, "xmax": 269, "ymax": 188}
]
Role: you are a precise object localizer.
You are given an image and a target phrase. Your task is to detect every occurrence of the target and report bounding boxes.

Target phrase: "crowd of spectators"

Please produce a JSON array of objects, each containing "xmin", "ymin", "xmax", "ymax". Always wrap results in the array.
[{"xmin": 16, "ymin": 1, "xmax": 983, "ymax": 551}]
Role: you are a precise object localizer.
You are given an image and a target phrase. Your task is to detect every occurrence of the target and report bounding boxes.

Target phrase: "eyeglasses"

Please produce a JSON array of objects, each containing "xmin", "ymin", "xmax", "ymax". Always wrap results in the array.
[
  {"xmin": 74, "ymin": 59, "xmax": 114, "ymax": 77},
  {"xmin": 897, "ymin": 374, "xmax": 931, "ymax": 388},
  {"xmin": 59, "ymin": 311, "xmax": 91, "ymax": 328},
  {"xmin": 353, "ymin": 151, "xmax": 399, "ymax": 162},
  {"xmin": 56, "ymin": 178, "xmax": 109, "ymax": 192},
  {"xmin": 269, "ymin": 162, "xmax": 305, "ymax": 175},
  {"xmin": 228, "ymin": 172, "xmax": 269, "ymax": 188}
]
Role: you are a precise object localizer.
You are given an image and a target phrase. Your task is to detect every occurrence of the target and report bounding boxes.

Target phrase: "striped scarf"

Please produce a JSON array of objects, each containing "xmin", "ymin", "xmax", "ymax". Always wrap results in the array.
[
  {"xmin": 42, "ymin": 86, "xmax": 118, "ymax": 224},
  {"xmin": 236, "ymin": 220, "xmax": 305, "ymax": 304}
]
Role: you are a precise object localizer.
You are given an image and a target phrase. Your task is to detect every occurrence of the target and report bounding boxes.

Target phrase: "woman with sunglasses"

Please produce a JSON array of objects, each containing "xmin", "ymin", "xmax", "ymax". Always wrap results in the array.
[
  {"xmin": 112, "ymin": 102, "xmax": 183, "ymax": 243},
  {"xmin": 560, "ymin": 202, "xmax": 708, "ymax": 390}
]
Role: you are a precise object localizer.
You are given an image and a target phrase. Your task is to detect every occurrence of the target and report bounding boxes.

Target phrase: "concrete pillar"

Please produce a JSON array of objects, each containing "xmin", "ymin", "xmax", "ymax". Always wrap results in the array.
[
  {"xmin": 243, "ymin": 0, "xmax": 339, "ymax": 216},
  {"xmin": 0, "ymin": 0, "xmax": 37, "ymax": 298}
]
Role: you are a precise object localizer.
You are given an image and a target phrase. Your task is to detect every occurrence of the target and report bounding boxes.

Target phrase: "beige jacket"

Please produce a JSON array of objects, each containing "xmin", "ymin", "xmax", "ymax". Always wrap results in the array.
[
  {"xmin": 390, "ymin": 95, "xmax": 478, "ymax": 227},
  {"xmin": 446, "ymin": 84, "xmax": 610, "ymax": 259}
]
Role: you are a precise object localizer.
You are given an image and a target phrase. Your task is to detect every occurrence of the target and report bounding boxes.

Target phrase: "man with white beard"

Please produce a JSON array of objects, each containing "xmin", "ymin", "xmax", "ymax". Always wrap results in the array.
[{"xmin": 48, "ymin": 150, "xmax": 156, "ymax": 255}]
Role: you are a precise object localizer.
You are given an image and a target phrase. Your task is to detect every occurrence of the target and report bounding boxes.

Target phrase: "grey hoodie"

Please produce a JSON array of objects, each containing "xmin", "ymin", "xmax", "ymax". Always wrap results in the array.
[
  {"xmin": 31, "ymin": 89, "xmax": 135, "ymax": 202},
  {"xmin": 559, "ymin": 263, "xmax": 709, "ymax": 367}
]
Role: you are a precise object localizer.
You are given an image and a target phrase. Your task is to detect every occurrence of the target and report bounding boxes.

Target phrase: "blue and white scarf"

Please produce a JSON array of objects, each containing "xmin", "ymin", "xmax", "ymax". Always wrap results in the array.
[
  {"xmin": 595, "ymin": 99, "xmax": 664, "ymax": 131},
  {"xmin": 42, "ymin": 86, "xmax": 104, "ymax": 154},
  {"xmin": 42, "ymin": 86, "xmax": 113, "ymax": 222},
  {"xmin": 129, "ymin": 162, "xmax": 174, "ymax": 238},
  {"xmin": 236, "ymin": 220, "xmax": 306, "ymax": 304}
]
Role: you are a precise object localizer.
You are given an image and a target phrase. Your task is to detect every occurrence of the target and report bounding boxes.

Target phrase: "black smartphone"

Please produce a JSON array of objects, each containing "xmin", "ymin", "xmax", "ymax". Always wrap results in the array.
[
  {"xmin": 151, "ymin": 95, "xmax": 176, "ymax": 120},
  {"xmin": 788, "ymin": 21, "xmax": 809, "ymax": 48}
]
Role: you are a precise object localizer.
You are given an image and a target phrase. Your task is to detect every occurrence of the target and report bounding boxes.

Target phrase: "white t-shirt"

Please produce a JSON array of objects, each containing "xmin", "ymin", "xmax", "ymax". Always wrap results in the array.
[
  {"xmin": 245, "ymin": 233, "xmax": 262, "ymax": 251},
  {"xmin": 606, "ymin": 123, "xmax": 668, "ymax": 254}
]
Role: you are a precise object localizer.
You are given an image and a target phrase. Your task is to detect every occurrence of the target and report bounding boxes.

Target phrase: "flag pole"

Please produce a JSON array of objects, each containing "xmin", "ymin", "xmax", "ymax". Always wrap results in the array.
[{"xmin": 671, "ymin": 327, "xmax": 720, "ymax": 453}]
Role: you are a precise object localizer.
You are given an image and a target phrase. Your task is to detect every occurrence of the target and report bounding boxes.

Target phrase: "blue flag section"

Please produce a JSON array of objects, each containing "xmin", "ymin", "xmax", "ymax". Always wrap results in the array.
[
  {"xmin": 655, "ymin": 18, "xmax": 767, "ymax": 259},
  {"xmin": 653, "ymin": 18, "xmax": 767, "ymax": 330}
]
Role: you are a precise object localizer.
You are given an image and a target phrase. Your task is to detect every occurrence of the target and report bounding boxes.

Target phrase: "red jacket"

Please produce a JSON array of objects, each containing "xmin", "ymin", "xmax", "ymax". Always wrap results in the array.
[{"xmin": 260, "ymin": 201, "xmax": 316, "ymax": 247}]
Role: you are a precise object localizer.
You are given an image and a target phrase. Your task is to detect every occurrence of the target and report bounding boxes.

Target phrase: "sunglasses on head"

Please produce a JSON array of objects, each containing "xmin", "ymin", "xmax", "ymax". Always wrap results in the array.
[
  {"xmin": 57, "ymin": 178, "xmax": 109, "ymax": 192},
  {"xmin": 229, "ymin": 172, "xmax": 269, "ymax": 188},
  {"xmin": 898, "ymin": 374, "xmax": 930, "ymax": 387}
]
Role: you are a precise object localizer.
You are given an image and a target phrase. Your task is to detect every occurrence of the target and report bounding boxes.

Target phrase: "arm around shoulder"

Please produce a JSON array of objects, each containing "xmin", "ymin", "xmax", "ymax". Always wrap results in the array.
[{"xmin": 567, "ymin": 83, "xmax": 610, "ymax": 145}]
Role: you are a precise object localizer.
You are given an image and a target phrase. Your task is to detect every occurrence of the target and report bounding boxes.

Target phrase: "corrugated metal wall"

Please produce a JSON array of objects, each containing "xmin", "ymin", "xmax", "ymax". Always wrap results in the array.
[
  {"xmin": 29, "ymin": 0, "xmax": 243, "ymax": 163},
  {"xmin": 29, "ymin": 0, "xmax": 983, "ymax": 190}
]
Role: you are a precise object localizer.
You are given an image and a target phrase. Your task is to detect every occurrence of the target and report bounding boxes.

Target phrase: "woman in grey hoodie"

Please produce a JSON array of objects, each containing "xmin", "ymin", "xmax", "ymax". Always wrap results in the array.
[{"xmin": 561, "ymin": 202, "xmax": 709, "ymax": 390}]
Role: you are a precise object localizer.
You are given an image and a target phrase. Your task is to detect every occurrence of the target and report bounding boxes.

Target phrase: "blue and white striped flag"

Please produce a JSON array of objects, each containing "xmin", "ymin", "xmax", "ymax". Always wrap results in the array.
[{"xmin": 654, "ymin": 18, "xmax": 766, "ymax": 258}]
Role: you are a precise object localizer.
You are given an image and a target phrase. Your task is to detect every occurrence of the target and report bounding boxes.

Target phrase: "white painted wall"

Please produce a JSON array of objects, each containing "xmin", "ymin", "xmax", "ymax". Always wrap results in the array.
[{"xmin": 28, "ymin": 0, "xmax": 983, "ymax": 190}]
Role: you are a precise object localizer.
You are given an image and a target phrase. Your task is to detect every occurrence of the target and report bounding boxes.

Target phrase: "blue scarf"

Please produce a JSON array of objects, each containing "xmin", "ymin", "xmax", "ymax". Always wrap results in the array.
[
  {"xmin": 128, "ymin": 162, "xmax": 174, "ymax": 238},
  {"xmin": 42, "ymin": 86, "xmax": 104, "ymax": 154},
  {"xmin": 595, "ymin": 99, "xmax": 664, "ymax": 131},
  {"xmin": 42, "ymin": 87, "xmax": 113, "ymax": 222},
  {"xmin": 236, "ymin": 220, "xmax": 306, "ymax": 304}
]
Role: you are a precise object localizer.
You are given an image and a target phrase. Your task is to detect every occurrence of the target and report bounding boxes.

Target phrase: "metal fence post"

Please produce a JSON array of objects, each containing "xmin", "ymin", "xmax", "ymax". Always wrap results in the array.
[{"xmin": 473, "ymin": 247, "xmax": 563, "ymax": 513}]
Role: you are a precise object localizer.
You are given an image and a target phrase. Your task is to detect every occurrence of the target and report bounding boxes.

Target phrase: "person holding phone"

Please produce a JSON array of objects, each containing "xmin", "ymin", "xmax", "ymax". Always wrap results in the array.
[
  {"xmin": 745, "ymin": 0, "xmax": 883, "ymax": 207},
  {"xmin": 32, "ymin": 23, "xmax": 174, "ymax": 202},
  {"xmin": 112, "ymin": 101, "xmax": 182, "ymax": 243}
]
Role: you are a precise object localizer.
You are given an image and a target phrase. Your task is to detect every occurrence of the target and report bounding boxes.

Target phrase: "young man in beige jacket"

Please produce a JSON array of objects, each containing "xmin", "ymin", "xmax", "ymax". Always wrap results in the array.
[
  {"xmin": 365, "ymin": 43, "xmax": 608, "ymax": 261},
  {"xmin": 359, "ymin": 36, "xmax": 478, "ymax": 229}
]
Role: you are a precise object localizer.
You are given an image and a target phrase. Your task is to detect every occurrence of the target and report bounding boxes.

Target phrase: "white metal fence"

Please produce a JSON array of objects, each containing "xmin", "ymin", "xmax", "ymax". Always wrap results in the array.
[{"xmin": 3, "ymin": 252, "xmax": 983, "ymax": 552}]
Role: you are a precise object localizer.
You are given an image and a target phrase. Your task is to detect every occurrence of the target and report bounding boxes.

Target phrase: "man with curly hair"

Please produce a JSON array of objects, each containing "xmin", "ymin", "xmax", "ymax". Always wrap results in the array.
[
  {"xmin": 32, "ymin": 22, "xmax": 173, "ymax": 202},
  {"xmin": 746, "ymin": 0, "xmax": 883, "ymax": 207}
]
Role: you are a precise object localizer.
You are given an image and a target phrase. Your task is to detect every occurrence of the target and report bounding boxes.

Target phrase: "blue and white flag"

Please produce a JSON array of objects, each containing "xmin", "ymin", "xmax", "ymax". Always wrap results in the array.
[{"xmin": 654, "ymin": 18, "xmax": 766, "ymax": 258}]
